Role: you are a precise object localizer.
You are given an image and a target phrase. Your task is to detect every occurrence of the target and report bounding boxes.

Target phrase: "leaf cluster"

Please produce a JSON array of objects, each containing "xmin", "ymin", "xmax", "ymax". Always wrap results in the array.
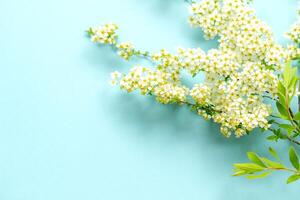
[
  {"xmin": 267, "ymin": 62, "xmax": 300, "ymax": 145},
  {"xmin": 233, "ymin": 147, "xmax": 300, "ymax": 184}
]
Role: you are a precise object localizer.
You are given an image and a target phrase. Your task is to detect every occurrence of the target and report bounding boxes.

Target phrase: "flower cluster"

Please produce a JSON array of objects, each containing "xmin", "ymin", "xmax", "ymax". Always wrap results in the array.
[
  {"xmin": 287, "ymin": 45, "xmax": 300, "ymax": 60},
  {"xmin": 117, "ymin": 42, "xmax": 135, "ymax": 60},
  {"xmin": 88, "ymin": 23, "xmax": 118, "ymax": 44},
  {"xmin": 286, "ymin": 3, "xmax": 300, "ymax": 60},
  {"xmin": 88, "ymin": 0, "xmax": 294, "ymax": 137},
  {"xmin": 190, "ymin": 84, "xmax": 211, "ymax": 105},
  {"xmin": 110, "ymin": 71, "xmax": 122, "ymax": 86},
  {"xmin": 288, "ymin": 24, "xmax": 300, "ymax": 43},
  {"xmin": 286, "ymin": 12, "xmax": 300, "ymax": 43}
]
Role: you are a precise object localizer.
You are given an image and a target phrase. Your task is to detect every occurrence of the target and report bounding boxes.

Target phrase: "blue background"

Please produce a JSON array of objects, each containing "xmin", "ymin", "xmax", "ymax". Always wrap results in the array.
[{"xmin": 1, "ymin": 0, "xmax": 300, "ymax": 199}]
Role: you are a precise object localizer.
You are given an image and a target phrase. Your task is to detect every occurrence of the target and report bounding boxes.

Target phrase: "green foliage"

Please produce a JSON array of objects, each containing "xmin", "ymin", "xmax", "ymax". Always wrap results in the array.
[
  {"xmin": 266, "ymin": 61, "xmax": 300, "ymax": 145},
  {"xmin": 269, "ymin": 147, "xmax": 280, "ymax": 161},
  {"xmin": 246, "ymin": 172, "xmax": 271, "ymax": 179},
  {"xmin": 276, "ymin": 102, "xmax": 288, "ymax": 118},
  {"xmin": 247, "ymin": 152, "xmax": 267, "ymax": 167},
  {"xmin": 294, "ymin": 112, "xmax": 300, "ymax": 120},
  {"xmin": 289, "ymin": 146, "xmax": 300, "ymax": 170},
  {"xmin": 233, "ymin": 147, "xmax": 300, "ymax": 184},
  {"xmin": 287, "ymin": 174, "xmax": 300, "ymax": 184}
]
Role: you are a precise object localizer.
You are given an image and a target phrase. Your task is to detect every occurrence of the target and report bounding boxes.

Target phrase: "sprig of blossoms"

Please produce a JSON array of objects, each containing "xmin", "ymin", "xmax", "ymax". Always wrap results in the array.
[
  {"xmin": 88, "ymin": 23, "xmax": 118, "ymax": 44},
  {"xmin": 88, "ymin": 0, "xmax": 300, "ymax": 184},
  {"xmin": 116, "ymin": 42, "xmax": 135, "ymax": 60},
  {"xmin": 87, "ymin": 23, "xmax": 150, "ymax": 61},
  {"xmin": 286, "ymin": 4, "xmax": 300, "ymax": 44},
  {"xmin": 88, "ymin": 0, "xmax": 293, "ymax": 137},
  {"xmin": 285, "ymin": 3, "xmax": 300, "ymax": 60}
]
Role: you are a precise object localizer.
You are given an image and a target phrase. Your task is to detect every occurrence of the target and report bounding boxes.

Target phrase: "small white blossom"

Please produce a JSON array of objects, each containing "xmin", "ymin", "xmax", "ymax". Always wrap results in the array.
[{"xmin": 110, "ymin": 71, "xmax": 121, "ymax": 86}]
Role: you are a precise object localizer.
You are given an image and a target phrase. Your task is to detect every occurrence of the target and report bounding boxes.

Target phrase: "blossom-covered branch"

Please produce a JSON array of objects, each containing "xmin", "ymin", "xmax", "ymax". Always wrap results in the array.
[
  {"xmin": 87, "ymin": 0, "xmax": 298, "ymax": 137},
  {"xmin": 87, "ymin": 0, "xmax": 300, "ymax": 184}
]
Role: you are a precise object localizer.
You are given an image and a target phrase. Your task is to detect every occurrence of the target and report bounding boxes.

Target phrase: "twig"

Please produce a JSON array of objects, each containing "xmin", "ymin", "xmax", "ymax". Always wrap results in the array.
[
  {"xmin": 287, "ymin": 135, "xmax": 300, "ymax": 146},
  {"xmin": 270, "ymin": 114, "xmax": 281, "ymax": 119}
]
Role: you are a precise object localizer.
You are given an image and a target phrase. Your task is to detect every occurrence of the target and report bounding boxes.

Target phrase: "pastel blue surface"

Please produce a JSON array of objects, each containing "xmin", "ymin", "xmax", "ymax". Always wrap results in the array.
[{"xmin": 0, "ymin": 0, "xmax": 299, "ymax": 199}]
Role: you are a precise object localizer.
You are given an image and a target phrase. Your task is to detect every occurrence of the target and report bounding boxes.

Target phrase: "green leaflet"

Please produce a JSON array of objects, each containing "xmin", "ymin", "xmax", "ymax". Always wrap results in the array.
[
  {"xmin": 288, "ymin": 75, "xmax": 298, "ymax": 95},
  {"xmin": 266, "ymin": 135, "xmax": 278, "ymax": 141},
  {"xmin": 260, "ymin": 158, "xmax": 284, "ymax": 169},
  {"xmin": 287, "ymin": 174, "xmax": 300, "ymax": 184},
  {"xmin": 276, "ymin": 102, "xmax": 289, "ymax": 118},
  {"xmin": 277, "ymin": 81, "xmax": 286, "ymax": 100},
  {"xmin": 279, "ymin": 124, "xmax": 296, "ymax": 135},
  {"xmin": 289, "ymin": 147, "xmax": 300, "ymax": 170},
  {"xmin": 268, "ymin": 147, "xmax": 280, "ymax": 161},
  {"xmin": 283, "ymin": 60, "xmax": 294, "ymax": 87},
  {"xmin": 232, "ymin": 170, "xmax": 248, "ymax": 176},
  {"xmin": 277, "ymin": 92, "xmax": 286, "ymax": 107},
  {"xmin": 247, "ymin": 152, "xmax": 267, "ymax": 167},
  {"xmin": 294, "ymin": 112, "xmax": 300, "ymax": 120},
  {"xmin": 247, "ymin": 172, "xmax": 271, "ymax": 179},
  {"xmin": 233, "ymin": 163, "xmax": 265, "ymax": 172}
]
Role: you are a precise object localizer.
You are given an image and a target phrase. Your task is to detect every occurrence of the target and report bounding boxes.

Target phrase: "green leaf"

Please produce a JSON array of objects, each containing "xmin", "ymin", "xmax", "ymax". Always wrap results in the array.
[
  {"xmin": 294, "ymin": 112, "xmax": 300, "ymax": 120},
  {"xmin": 268, "ymin": 147, "xmax": 280, "ymax": 161},
  {"xmin": 276, "ymin": 102, "xmax": 288, "ymax": 117},
  {"xmin": 277, "ymin": 92, "xmax": 286, "ymax": 106},
  {"xmin": 272, "ymin": 129, "xmax": 280, "ymax": 136},
  {"xmin": 287, "ymin": 174, "xmax": 300, "ymax": 184},
  {"xmin": 266, "ymin": 135, "xmax": 278, "ymax": 141},
  {"xmin": 260, "ymin": 158, "xmax": 284, "ymax": 168},
  {"xmin": 279, "ymin": 124, "xmax": 295, "ymax": 135},
  {"xmin": 247, "ymin": 172, "xmax": 271, "ymax": 179},
  {"xmin": 271, "ymin": 129, "xmax": 288, "ymax": 140},
  {"xmin": 279, "ymin": 124, "xmax": 294, "ymax": 130},
  {"xmin": 289, "ymin": 146, "xmax": 300, "ymax": 170},
  {"xmin": 268, "ymin": 119, "xmax": 275, "ymax": 124},
  {"xmin": 277, "ymin": 81, "xmax": 286, "ymax": 99},
  {"xmin": 282, "ymin": 61, "xmax": 298, "ymax": 97},
  {"xmin": 247, "ymin": 152, "xmax": 267, "ymax": 167},
  {"xmin": 283, "ymin": 60, "xmax": 292, "ymax": 86},
  {"xmin": 232, "ymin": 170, "xmax": 247, "ymax": 176},
  {"xmin": 288, "ymin": 75, "xmax": 298, "ymax": 94},
  {"xmin": 233, "ymin": 163, "xmax": 265, "ymax": 173}
]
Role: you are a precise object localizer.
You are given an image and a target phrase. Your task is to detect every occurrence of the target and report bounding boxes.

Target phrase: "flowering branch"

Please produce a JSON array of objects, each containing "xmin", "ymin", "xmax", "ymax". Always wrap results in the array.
[
  {"xmin": 87, "ymin": 0, "xmax": 286, "ymax": 137},
  {"xmin": 87, "ymin": 26, "xmax": 152, "ymax": 62},
  {"xmin": 87, "ymin": 0, "xmax": 300, "ymax": 184}
]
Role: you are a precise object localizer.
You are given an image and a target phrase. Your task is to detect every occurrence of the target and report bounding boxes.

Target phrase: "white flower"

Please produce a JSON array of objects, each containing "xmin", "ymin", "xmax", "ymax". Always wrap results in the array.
[{"xmin": 110, "ymin": 71, "xmax": 121, "ymax": 86}]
